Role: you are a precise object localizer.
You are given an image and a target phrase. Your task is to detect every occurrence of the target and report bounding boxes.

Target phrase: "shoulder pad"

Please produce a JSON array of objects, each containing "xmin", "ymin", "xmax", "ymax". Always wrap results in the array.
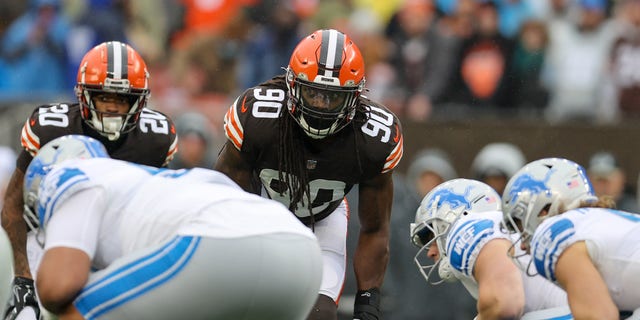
[
  {"xmin": 223, "ymin": 84, "xmax": 286, "ymax": 150},
  {"xmin": 530, "ymin": 217, "xmax": 576, "ymax": 282},
  {"xmin": 355, "ymin": 101, "xmax": 404, "ymax": 173}
]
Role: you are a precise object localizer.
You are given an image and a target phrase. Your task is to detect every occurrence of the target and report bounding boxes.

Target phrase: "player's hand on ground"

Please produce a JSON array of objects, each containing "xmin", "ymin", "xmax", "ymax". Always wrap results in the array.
[{"xmin": 4, "ymin": 277, "xmax": 40, "ymax": 320}]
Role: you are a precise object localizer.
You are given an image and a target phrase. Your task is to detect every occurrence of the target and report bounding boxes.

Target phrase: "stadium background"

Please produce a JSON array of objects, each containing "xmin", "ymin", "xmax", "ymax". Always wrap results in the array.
[{"xmin": 1, "ymin": 0, "xmax": 639, "ymax": 318}]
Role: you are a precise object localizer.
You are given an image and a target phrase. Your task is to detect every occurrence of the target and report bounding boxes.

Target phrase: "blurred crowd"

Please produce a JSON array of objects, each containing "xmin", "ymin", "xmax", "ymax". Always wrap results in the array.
[
  {"xmin": 2, "ymin": 0, "xmax": 640, "ymax": 132},
  {"xmin": 3, "ymin": 1, "xmax": 640, "ymax": 318}
]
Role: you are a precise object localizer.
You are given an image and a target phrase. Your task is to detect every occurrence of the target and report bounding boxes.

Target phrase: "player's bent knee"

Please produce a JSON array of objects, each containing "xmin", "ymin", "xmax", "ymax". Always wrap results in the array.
[{"xmin": 306, "ymin": 294, "xmax": 337, "ymax": 320}]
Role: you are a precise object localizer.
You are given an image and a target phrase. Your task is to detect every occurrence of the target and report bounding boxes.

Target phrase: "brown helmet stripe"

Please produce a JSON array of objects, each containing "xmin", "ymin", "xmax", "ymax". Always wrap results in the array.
[
  {"xmin": 106, "ymin": 41, "xmax": 128, "ymax": 80},
  {"xmin": 319, "ymin": 30, "xmax": 344, "ymax": 78}
]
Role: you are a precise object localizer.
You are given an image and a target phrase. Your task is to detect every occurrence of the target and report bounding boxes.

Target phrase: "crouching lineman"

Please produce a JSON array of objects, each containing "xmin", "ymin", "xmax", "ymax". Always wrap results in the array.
[
  {"xmin": 410, "ymin": 179, "xmax": 572, "ymax": 319},
  {"xmin": 503, "ymin": 158, "xmax": 640, "ymax": 319},
  {"xmin": 23, "ymin": 135, "xmax": 322, "ymax": 320}
]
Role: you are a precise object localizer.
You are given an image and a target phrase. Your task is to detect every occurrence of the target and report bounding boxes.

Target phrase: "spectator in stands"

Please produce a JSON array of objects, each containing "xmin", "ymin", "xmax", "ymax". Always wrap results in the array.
[
  {"xmin": 237, "ymin": 0, "xmax": 304, "ymax": 89},
  {"xmin": 0, "ymin": 0, "xmax": 70, "ymax": 98},
  {"xmin": 445, "ymin": 1, "xmax": 516, "ymax": 113},
  {"xmin": 169, "ymin": 112, "xmax": 218, "ymax": 170},
  {"xmin": 600, "ymin": 0, "xmax": 640, "ymax": 123},
  {"xmin": 170, "ymin": 0, "xmax": 256, "ymax": 49},
  {"xmin": 493, "ymin": 0, "xmax": 536, "ymax": 39},
  {"xmin": 543, "ymin": 0, "xmax": 618, "ymax": 123},
  {"xmin": 155, "ymin": 35, "xmax": 239, "ymax": 132},
  {"xmin": 587, "ymin": 151, "xmax": 638, "ymax": 213},
  {"xmin": 385, "ymin": 0, "xmax": 462, "ymax": 121},
  {"xmin": 510, "ymin": 19, "xmax": 550, "ymax": 113},
  {"xmin": 65, "ymin": 0, "xmax": 131, "ymax": 89},
  {"xmin": 470, "ymin": 142, "xmax": 526, "ymax": 195}
]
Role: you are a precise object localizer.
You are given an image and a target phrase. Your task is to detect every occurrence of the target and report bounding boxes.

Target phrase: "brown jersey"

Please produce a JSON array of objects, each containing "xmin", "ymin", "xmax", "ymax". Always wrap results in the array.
[
  {"xmin": 18, "ymin": 103, "xmax": 178, "ymax": 171},
  {"xmin": 223, "ymin": 76, "xmax": 403, "ymax": 221},
  {"xmin": 610, "ymin": 34, "xmax": 640, "ymax": 116}
]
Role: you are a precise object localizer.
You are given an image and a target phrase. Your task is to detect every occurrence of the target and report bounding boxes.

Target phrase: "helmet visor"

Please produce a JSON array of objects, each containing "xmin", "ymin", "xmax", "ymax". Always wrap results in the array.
[
  {"xmin": 293, "ymin": 80, "xmax": 359, "ymax": 132},
  {"xmin": 300, "ymin": 85, "xmax": 349, "ymax": 112}
]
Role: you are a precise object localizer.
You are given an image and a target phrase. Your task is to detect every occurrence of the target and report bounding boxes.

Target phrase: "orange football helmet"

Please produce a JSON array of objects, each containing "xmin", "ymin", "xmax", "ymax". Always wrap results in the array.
[
  {"xmin": 286, "ymin": 29, "xmax": 365, "ymax": 139},
  {"xmin": 75, "ymin": 41, "xmax": 150, "ymax": 140}
]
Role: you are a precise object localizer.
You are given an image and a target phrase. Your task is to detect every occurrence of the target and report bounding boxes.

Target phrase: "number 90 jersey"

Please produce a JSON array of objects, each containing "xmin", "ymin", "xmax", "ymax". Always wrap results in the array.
[
  {"xmin": 223, "ymin": 76, "xmax": 403, "ymax": 222},
  {"xmin": 19, "ymin": 103, "xmax": 178, "ymax": 172}
]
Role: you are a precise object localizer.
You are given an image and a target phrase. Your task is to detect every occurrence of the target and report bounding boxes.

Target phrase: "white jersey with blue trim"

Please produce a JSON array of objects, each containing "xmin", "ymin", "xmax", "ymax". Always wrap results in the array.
[
  {"xmin": 38, "ymin": 158, "xmax": 316, "ymax": 270},
  {"xmin": 446, "ymin": 210, "xmax": 511, "ymax": 298},
  {"xmin": 530, "ymin": 207, "xmax": 640, "ymax": 311},
  {"xmin": 446, "ymin": 210, "xmax": 568, "ymax": 312}
]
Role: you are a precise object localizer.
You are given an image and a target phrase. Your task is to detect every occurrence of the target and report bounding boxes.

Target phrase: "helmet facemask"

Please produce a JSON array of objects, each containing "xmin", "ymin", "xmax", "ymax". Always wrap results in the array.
[
  {"xmin": 77, "ymin": 80, "xmax": 148, "ymax": 141},
  {"xmin": 286, "ymin": 68, "xmax": 362, "ymax": 139},
  {"xmin": 411, "ymin": 179, "xmax": 503, "ymax": 285},
  {"xmin": 410, "ymin": 213, "xmax": 456, "ymax": 285}
]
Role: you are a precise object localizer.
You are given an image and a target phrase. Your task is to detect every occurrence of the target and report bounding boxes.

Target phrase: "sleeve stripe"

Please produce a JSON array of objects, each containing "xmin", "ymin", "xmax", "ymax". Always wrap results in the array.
[
  {"xmin": 163, "ymin": 136, "xmax": 179, "ymax": 166},
  {"xmin": 382, "ymin": 136, "xmax": 403, "ymax": 173},
  {"xmin": 223, "ymin": 100, "xmax": 244, "ymax": 150},
  {"xmin": 21, "ymin": 122, "xmax": 40, "ymax": 155}
]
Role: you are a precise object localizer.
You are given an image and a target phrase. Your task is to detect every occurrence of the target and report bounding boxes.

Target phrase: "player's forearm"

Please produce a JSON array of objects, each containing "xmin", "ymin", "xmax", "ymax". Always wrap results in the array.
[
  {"xmin": 2, "ymin": 207, "xmax": 30, "ymax": 278},
  {"xmin": 1, "ymin": 171, "xmax": 32, "ymax": 278},
  {"xmin": 353, "ymin": 232, "xmax": 389, "ymax": 290}
]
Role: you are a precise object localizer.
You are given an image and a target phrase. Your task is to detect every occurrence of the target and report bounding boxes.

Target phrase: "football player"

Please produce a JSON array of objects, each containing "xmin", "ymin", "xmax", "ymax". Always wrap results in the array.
[
  {"xmin": 215, "ymin": 29, "xmax": 403, "ymax": 320},
  {"xmin": 410, "ymin": 179, "xmax": 571, "ymax": 319},
  {"xmin": 22, "ymin": 135, "xmax": 321, "ymax": 320},
  {"xmin": 503, "ymin": 158, "xmax": 640, "ymax": 319},
  {"xmin": 1, "ymin": 41, "xmax": 178, "ymax": 320}
]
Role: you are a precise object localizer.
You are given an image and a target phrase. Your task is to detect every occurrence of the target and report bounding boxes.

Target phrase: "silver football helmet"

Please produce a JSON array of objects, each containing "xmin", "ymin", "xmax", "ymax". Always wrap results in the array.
[
  {"xmin": 410, "ymin": 178, "xmax": 502, "ymax": 284},
  {"xmin": 502, "ymin": 158, "xmax": 597, "ymax": 249},
  {"xmin": 23, "ymin": 135, "xmax": 109, "ymax": 233}
]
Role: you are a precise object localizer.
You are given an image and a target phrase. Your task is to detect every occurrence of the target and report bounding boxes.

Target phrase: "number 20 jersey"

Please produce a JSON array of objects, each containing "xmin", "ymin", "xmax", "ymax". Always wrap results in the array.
[
  {"xmin": 223, "ymin": 76, "xmax": 404, "ymax": 222},
  {"xmin": 19, "ymin": 103, "xmax": 178, "ymax": 172}
]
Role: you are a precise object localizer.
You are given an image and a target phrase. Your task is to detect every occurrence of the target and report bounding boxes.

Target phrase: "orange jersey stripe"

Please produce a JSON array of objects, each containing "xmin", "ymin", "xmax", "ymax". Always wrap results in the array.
[
  {"xmin": 383, "ymin": 136, "xmax": 403, "ymax": 172},
  {"xmin": 21, "ymin": 123, "xmax": 40, "ymax": 151},
  {"xmin": 224, "ymin": 108, "xmax": 242, "ymax": 150}
]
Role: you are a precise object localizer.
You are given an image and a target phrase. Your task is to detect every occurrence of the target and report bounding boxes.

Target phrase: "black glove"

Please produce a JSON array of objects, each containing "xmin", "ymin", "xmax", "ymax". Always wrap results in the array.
[
  {"xmin": 4, "ymin": 277, "xmax": 41, "ymax": 320},
  {"xmin": 353, "ymin": 287, "xmax": 381, "ymax": 320}
]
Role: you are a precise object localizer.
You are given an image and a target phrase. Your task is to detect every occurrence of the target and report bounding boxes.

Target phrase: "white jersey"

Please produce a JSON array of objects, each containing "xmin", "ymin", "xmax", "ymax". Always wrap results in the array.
[
  {"xmin": 38, "ymin": 158, "xmax": 316, "ymax": 269},
  {"xmin": 531, "ymin": 207, "xmax": 640, "ymax": 311},
  {"xmin": 446, "ymin": 210, "xmax": 568, "ymax": 313}
]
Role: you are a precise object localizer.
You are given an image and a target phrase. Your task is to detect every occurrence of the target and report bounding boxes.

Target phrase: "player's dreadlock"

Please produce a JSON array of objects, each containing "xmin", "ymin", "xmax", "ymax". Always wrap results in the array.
[
  {"xmin": 278, "ymin": 106, "xmax": 313, "ymax": 225},
  {"xmin": 277, "ymin": 93, "xmax": 371, "ymax": 228}
]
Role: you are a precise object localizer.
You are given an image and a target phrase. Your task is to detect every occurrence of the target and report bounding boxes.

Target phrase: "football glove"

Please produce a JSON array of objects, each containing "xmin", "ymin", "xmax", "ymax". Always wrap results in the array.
[
  {"xmin": 353, "ymin": 287, "xmax": 380, "ymax": 320},
  {"xmin": 4, "ymin": 277, "xmax": 40, "ymax": 320}
]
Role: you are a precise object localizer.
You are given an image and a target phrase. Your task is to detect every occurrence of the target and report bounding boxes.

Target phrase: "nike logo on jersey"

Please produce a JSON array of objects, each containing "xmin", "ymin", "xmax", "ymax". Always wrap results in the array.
[{"xmin": 240, "ymin": 96, "xmax": 248, "ymax": 113}]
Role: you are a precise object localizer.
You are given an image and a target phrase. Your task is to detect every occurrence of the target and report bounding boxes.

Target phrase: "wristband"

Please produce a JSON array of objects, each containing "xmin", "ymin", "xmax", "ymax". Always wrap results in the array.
[{"xmin": 353, "ymin": 287, "xmax": 381, "ymax": 319}]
